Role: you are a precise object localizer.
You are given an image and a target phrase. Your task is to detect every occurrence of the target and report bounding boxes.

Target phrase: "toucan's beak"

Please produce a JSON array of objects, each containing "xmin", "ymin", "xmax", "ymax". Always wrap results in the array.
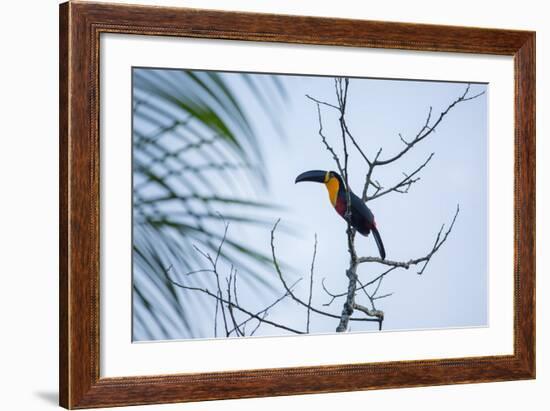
[{"xmin": 295, "ymin": 170, "xmax": 327, "ymax": 184}]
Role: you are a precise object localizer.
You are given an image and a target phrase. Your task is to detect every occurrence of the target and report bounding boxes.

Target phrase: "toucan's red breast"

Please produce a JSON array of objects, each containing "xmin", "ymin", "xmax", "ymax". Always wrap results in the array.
[{"xmin": 335, "ymin": 196, "xmax": 346, "ymax": 217}]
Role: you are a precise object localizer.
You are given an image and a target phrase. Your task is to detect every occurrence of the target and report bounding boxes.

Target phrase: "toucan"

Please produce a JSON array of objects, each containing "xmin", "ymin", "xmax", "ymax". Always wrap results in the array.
[{"xmin": 295, "ymin": 170, "xmax": 386, "ymax": 259}]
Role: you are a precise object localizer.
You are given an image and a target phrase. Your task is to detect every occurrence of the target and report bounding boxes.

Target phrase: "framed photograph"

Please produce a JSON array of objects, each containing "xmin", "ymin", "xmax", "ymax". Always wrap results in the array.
[{"xmin": 59, "ymin": 1, "xmax": 535, "ymax": 409}]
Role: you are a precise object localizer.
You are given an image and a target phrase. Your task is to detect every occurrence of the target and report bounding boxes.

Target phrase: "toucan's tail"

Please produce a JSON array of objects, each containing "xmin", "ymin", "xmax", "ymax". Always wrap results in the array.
[{"xmin": 371, "ymin": 226, "xmax": 386, "ymax": 260}]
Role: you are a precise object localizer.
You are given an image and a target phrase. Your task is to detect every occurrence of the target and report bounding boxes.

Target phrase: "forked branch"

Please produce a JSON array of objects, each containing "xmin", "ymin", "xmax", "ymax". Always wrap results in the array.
[{"xmin": 306, "ymin": 79, "xmax": 476, "ymax": 332}]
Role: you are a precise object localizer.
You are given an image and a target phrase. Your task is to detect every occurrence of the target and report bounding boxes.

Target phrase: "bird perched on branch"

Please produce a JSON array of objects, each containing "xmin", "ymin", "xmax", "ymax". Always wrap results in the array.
[{"xmin": 295, "ymin": 170, "xmax": 386, "ymax": 259}]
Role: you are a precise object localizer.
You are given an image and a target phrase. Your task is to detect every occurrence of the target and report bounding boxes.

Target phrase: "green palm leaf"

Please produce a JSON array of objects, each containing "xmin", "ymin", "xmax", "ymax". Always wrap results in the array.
[{"xmin": 132, "ymin": 68, "xmax": 288, "ymax": 341}]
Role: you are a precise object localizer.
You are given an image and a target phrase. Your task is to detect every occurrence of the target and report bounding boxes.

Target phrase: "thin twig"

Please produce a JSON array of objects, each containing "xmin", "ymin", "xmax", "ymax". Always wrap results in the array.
[
  {"xmin": 226, "ymin": 268, "xmax": 244, "ymax": 336},
  {"xmin": 306, "ymin": 234, "xmax": 318, "ymax": 333},
  {"xmin": 373, "ymin": 85, "xmax": 485, "ymax": 166},
  {"xmin": 311, "ymin": 101, "xmax": 345, "ymax": 177},
  {"xmin": 271, "ymin": 220, "xmax": 379, "ymax": 324},
  {"xmin": 367, "ymin": 153, "xmax": 435, "ymax": 202},
  {"xmin": 227, "ymin": 278, "xmax": 302, "ymax": 335},
  {"xmin": 305, "ymin": 94, "xmax": 340, "ymax": 110},
  {"xmin": 361, "ymin": 148, "xmax": 383, "ymax": 201},
  {"xmin": 166, "ymin": 271, "xmax": 305, "ymax": 334},
  {"xmin": 357, "ymin": 205, "xmax": 460, "ymax": 274}
]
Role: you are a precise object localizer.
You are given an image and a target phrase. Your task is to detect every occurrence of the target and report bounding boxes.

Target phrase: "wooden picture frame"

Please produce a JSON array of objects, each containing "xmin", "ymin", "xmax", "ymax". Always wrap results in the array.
[{"xmin": 59, "ymin": 1, "xmax": 535, "ymax": 408}]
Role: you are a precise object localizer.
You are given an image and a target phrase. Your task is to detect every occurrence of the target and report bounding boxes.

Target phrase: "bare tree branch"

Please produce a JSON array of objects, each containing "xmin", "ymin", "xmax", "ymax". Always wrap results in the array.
[
  {"xmin": 373, "ymin": 85, "xmax": 485, "ymax": 166},
  {"xmin": 335, "ymin": 78, "xmax": 362, "ymax": 332},
  {"xmin": 321, "ymin": 270, "xmax": 392, "ymax": 307},
  {"xmin": 226, "ymin": 268, "xmax": 244, "ymax": 336},
  {"xmin": 168, "ymin": 218, "xmax": 305, "ymax": 337},
  {"xmin": 358, "ymin": 204, "xmax": 460, "ymax": 275},
  {"xmin": 311, "ymin": 101, "xmax": 345, "ymax": 177},
  {"xmin": 354, "ymin": 303, "xmax": 384, "ymax": 330},
  {"xmin": 306, "ymin": 234, "xmax": 318, "ymax": 333},
  {"xmin": 161, "ymin": 80, "xmax": 478, "ymax": 339},
  {"xmin": 165, "ymin": 269, "xmax": 305, "ymax": 334},
  {"xmin": 227, "ymin": 278, "xmax": 302, "ymax": 336},
  {"xmin": 305, "ymin": 94, "xmax": 340, "ymax": 111},
  {"xmin": 271, "ymin": 220, "xmax": 379, "ymax": 324},
  {"xmin": 367, "ymin": 152, "xmax": 435, "ymax": 202},
  {"xmin": 307, "ymin": 79, "xmax": 470, "ymax": 332},
  {"xmin": 343, "ymin": 120, "xmax": 374, "ymax": 167},
  {"xmin": 361, "ymin": 148, "xmax": 383, "ymax": 201},
  {"xmin": 186, "ymin": 220, "xmax": 231, "ymax": 336},
  {"xmin": 213, "ymin": 292, "xmax": 219, "ymax": 337},
  {"xmin": 335, "ymin": 268, "xmax": 359, "ymax": 332}
]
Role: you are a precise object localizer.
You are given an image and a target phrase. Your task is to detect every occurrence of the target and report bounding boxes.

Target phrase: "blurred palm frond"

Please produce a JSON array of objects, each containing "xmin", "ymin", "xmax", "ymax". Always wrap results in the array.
[{"xmin": 132, "ymin": 68, "xmax": 288, "ymax": 341}]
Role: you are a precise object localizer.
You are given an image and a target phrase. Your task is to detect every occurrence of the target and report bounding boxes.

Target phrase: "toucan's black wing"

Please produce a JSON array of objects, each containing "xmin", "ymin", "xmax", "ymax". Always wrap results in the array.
[
  {"xmin": 349, "ymin": 191, "xmax": 374, "ymax": 234},
  {"xmin": 349, "ymin": 191, "xmax": 385, "ymax": 259}
]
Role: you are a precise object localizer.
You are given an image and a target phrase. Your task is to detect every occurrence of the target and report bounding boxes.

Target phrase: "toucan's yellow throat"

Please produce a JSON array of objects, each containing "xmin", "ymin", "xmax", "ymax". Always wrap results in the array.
[{"xmin": 324, "ymin": 174, "xmax": 340, "ymax": 206}]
